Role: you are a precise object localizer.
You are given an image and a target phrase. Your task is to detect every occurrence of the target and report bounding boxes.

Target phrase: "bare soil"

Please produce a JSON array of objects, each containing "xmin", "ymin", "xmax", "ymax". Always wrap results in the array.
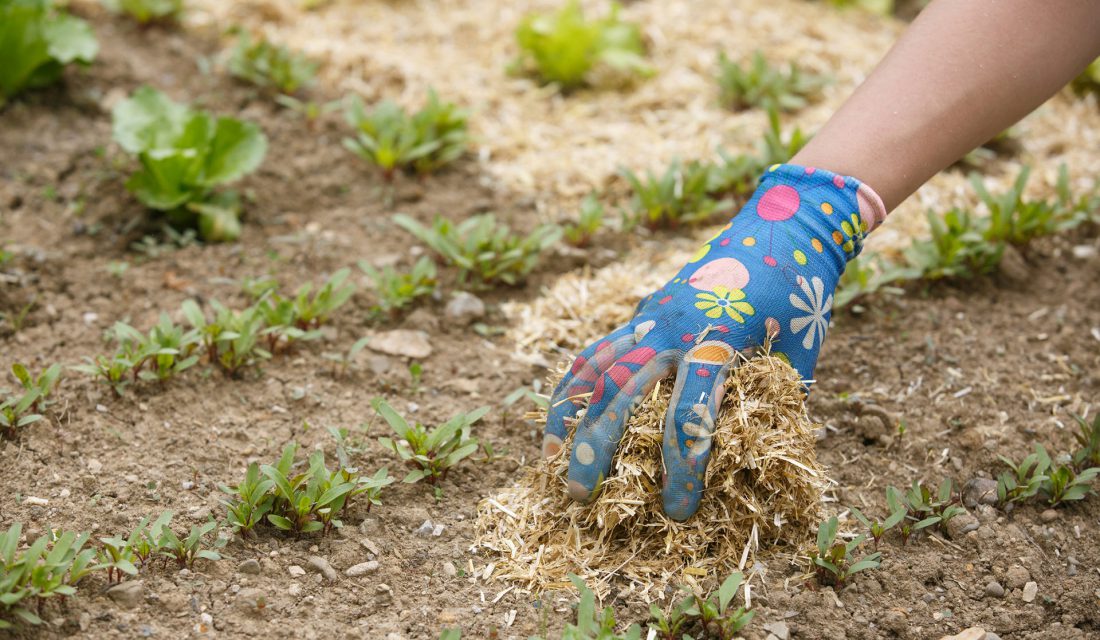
[{"xmin": 1, "ymin": 7, "xmax": 1099, "ymax": 640}]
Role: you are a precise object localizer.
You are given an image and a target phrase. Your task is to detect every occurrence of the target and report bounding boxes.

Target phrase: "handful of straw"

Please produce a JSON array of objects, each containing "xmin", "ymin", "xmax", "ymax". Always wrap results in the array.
[{"xmin": 475, "ymin": 352, "xmax": 826, "ymax": 599}]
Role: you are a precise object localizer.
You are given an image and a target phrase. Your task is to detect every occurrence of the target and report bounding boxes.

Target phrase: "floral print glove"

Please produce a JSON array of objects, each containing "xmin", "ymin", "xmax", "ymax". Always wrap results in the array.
[{"xmin": 543, "ymin": 163, "xmax": 888, "ymax": 520}]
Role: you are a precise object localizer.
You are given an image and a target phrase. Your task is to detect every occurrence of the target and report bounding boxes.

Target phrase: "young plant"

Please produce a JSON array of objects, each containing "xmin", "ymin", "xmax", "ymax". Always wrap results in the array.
[
  {"xmin": 0, "ymin": 0, "xmax": 98, "ymax": 107},
  {"xmin": 1071, "ymin": 57, "xmax": 1100, "ymax": 96},
  {"xmin": 1043, "ymin": 463, "xmax": 1099, "ymax": 507},
  {"xmin": 289, "ymin": 268, "xmax": 356, "ymax": 330},
  {"xmin": 1072, "ymin": 412, "xmax": 1100, "ymax": 469},
  {"xmin": 621, "ymin": 159, "xmax": 732, "ymax": 230},
  {"xmin": 359, "ymin": 256, "xmax": 438, "ymax": 316},
  {"xmin": 157, "ymin": 519, "xmax": 225, "ymax": 570},
  {"xmin": 111, "ymin": 86, "xmax": 268, "ymax": 242},
  {"xmin": 71, "ymin": 352, "xmax": 139, "ymax": 396},
  {"xmin": 102, "ymin": 0, "xmax": 183, "ymax": 24},
  {"xmin": 809, "ymin": 516, "xmax": 881, "ymax": 589},
  {"xmin": 680, "ymin": 571, "xmax": 754, "ymax": 639},
  {"xmin": 717, "ymin": 50, "xmax": 827, "ymax": 112},
  {"xmin": 394, "ymin": 213, "xmax": 562, "ymax": 287},
  {"xmin": 228, "ymin": 31, "xmax": 318, "ymax": 95},
  {"xmin": 0, "ymin": 385, "xmax": 42, "ymax": 438},
  {"xmin": 563, "ymin": 194, "xmax": 606, "ymax": 247},
  {"xmin": 0, "ymin": 524, "xmax": 99, "ymax": 629},
  {"xmin": 97, "ymin": 511, "xmax": 172, "ymax": 582},
  {"xmin": 9, "ymin": 362, "xmax": 60, "ymax": 409},
  {"xmin": 996, "ymin": 445, "xmax": 1050, "ymax": 504},
  {"xmin": 219, "ymin": 463, "xmax": 275, "ymax": 536},
  {"xmin": 563, "ymin": 574, "xmax": 642, "ymax": 640},
  {"xmin": 182, "ymin": 299, "xmax": 271, "ymax": 376},
  {"xmin": 899, "ymin": 207, "xmax": 1003, "ymax": 281},
  {"xmin": 975, "ymin": 165, "xmax": 1095, "ymax": 245},
  {"xmin": 757, "ymin": 106, "xmax": 811, "ymax": 167},
  {"xmin": 512, "ymin": 0, "xmax": 652, "ymax": 91},
  {"xmin": 373, "ymin": 398, "xmax": 488, "ymax": 487},
  {"xmin": 321, "ymin": 336, "xmax": 372, "ymax": 377},
  {"xmin": 274, "ymin": 95, "xmax": 342, "ymax": 128},
  {"xmin": 904, "ymin": 478, "xmax": 965, "ymax": 533},
  {"xmin": 849, "ymin": 503, "xmax": 906, "ymax": 549},
  {"xmin": 343, "ymin": 91, "xmax": 468, "ymax": 181},
  {"xmin": 649, "ymin": 593, "xmax": 695, "ymax": 640}
]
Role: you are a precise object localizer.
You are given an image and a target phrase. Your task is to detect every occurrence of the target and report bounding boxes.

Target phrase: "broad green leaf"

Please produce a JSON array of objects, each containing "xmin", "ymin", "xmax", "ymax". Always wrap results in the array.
[
  {"xmin": 112, "ymin": 86, "xmax": 191, "ymax": 153},
  {"xmin": 202, "ymin": 118, "xmax": 268, "ymax": 186},
  {"xmin": 43, "ymin": 13, "xmax": 98, "ymax": 63}
]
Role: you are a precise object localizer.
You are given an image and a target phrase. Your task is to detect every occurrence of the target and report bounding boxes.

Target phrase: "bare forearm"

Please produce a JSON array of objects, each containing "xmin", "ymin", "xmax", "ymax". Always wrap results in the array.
[{"xmin": 793, "ymin": 0, "xmax": 1100, "ymax": 211}]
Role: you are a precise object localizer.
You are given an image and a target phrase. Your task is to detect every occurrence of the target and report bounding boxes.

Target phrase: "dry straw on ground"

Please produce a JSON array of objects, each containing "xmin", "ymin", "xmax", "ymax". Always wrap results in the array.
[{"xmin": 474, "ymin": 353, "xmax": 825, "ymax": 599}]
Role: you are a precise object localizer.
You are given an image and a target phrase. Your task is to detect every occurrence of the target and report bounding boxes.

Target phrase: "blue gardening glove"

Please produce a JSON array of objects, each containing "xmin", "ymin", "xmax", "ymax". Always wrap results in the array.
[{"xmin": 543, "ymin": 163, "xmax": 887, "ymax": 521}]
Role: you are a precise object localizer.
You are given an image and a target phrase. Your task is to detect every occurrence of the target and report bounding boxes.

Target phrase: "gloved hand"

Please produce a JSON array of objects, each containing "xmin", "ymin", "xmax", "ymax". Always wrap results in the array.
[{"xmin": 543, "ymin": 164, "xmax": 887, "ymax": 520}]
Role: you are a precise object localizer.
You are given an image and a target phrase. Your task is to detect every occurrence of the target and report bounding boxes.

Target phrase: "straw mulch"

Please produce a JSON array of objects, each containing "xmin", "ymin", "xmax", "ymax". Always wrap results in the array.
[{"xmin": 474, "ymin": 353, "xmax": 826, "ymax": 599}]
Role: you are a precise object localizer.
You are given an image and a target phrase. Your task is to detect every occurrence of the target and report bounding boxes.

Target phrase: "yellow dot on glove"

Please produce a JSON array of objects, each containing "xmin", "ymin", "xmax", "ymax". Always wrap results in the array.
[
  {"xmin": 742, "ymin": 236, "xmax": 756, "ymax": 246},
  {"xmin": 793, "ymin": 250, "xmax": 807, "ymax": 265},
  {"xmin": 821, "ymin": 202, "xmax": 833, "ymax": 215},
  {"xmin": 812, "ymin": 238, "xmax": 823, "ymax": 253}
]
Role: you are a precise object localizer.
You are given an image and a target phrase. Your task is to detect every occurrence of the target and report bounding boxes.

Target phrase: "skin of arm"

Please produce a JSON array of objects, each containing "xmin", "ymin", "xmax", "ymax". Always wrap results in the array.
[{"xmin": 793, "ymin": 0, "xmax": 1100, "ymax": 211}]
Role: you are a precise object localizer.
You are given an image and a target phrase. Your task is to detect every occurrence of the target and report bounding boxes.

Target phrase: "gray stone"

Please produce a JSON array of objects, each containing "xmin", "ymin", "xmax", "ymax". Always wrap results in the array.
[
  {"xmin": 984, "ymin": 581, "xmax": 1004, "ymax": 598},
  {"xmin": 962, "ymin": 478, "xmax": 999, "ymax": 508},
  {"xmin": 1022, "ymin": 581, "xmax": 1038, "ymax": 603},
  {"xmin": 106, "ymin": 580, "xmax": 144, "ymax": 609},
  {"xmin": 288, "ymin": 565, "xmax": 306, "ymax": 577},
  {"xmin": 444, "ymin": 292, "xmax": 486, "ymax": 325},
  {"xmin": 945, "ymin": 511, "xmax": 980, "ymax": 539},
  {"xmin": 234, "ymin": 588, "xmax": 266, "ymax": 614},
  {"xmin": 307, "ymin": 555, "xmax": 338, "ymax": 582},
  {"xmin": 346, "ymin": 561, "xmax": 380, "ymax": 577},
  {"xmin": 984, "ymin": 633, "xmax": 1003, "ymax": 640},
  {"xmin": 762, "ymin": 621, "xmax": 790, "ymax": 640},
  {"xmin": 237, "ymin": 559, "xmax": 262, "ymax": 575},
  {"xmin": 1040, "ymin": 509, "xmax": 1059, "ymax": 523},
  {"xmin": 442, "ymin": 561, "xmax": 457, "ymax": 578},
  {"xmin": 367, "ymin": 355, "xmax": 392, "ymax": 375}
]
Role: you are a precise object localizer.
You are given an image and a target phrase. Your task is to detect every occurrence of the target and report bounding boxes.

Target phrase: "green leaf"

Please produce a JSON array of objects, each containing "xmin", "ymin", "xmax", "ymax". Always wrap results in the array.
[
  {"xmin": 716, "ymin": 571, "xmax": 743, "ymax": 613},
  {"xmin": 112, "ymin": 86, "xmax": 191, "ymax": 154},
  {"xmin": 267, "ymin": 515, "xmax": 294, "ymax": 530},
  {"xmin": 372, "ymin": 398, "xmax": 411, "ymax": 438},
  {"xmin": 43, "ymin": 13, "xmax": 99, "ymax": 64},
  {"xmin": 201, "ymin": 118, "xmax": 268, "ymax": 185}
]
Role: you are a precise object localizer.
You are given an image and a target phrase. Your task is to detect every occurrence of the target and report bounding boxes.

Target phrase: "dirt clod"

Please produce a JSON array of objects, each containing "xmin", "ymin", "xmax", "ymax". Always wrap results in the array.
[{"xmin": 106, "ymin": 580, "xmax": 144, "ymax": 610}]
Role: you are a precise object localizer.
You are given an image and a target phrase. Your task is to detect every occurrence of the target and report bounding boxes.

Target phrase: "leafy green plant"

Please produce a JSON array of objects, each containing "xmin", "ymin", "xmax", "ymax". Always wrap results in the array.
[
  {"xmin": 102, "ymin": 0, "xmax": 183, "ymax": 24},
  {"xmin": 0, "ymin": 0, "xmax": 98, "ymax": 107},
  {"xmin": 112, "ymin": 86, "xmax": 268, "ymax": 242},
  {"xmin": 621, "ymin": 159, "xmax": 732, "ymax": 230},
  {"xmin": 1043, "ymin": 463, "xmax": 1099, "ymax": 507},
  {"xmin": 717, "ymin": 50, "xmax": 827, "ymax": 112},
  {"xmin": 997, "ymin": 445, "xmax": 1052, "ymax": 505},
  {"xmin": 71, "ymin": 352, "xmax": 138, "ymax": 396},
  {"xmin": 182, "ymin": 299, "xmax": 271, "ymax": 376},
  {"xmin": 902, "ymin": 479, "xmax": 965, "ymax": 533},
  {"xmin": 0, "ymin": 382, "xmax": 43, "ymax": 438},
  {"xmin": 9, "ymin": 362, "xmax": 61, "ymax": 412},
  {"xmin": 512, "ymin": 0, "xmax": 652, "ymax": 91},
  {"xmin": 394, "ymin": 214, "xmax": 562, "ymax": 287},
  {"xmin": 849, "ymin": 503, "xmax": 906, "ymax": 549},
  {"xmin": 563, "ymin": 574, "xmax": 642, "ymax": 640},
  {"xmin": 975, "ymin": 165, "xmax": 1094, "ymax": 245},
  {"xmin": 374, "ymin": 398, "xmax": 488, "ymax": 488},
  {"xmin": 900, "ymin": 208, "xmax": 1003, "ymax": 281},
  {"xmin": 343, "ymin": 91, "xmax": 468, "ymax": 181},
  {"xmin": 809, "ymin": 516, "xmax": 881, "ymax": 589},
  {"xmin": 1071, "ymin": 57, "xmax": 1100, "ymax": 96},
  {"xmin": 679, "ymin": 572, "xmax": 754, "ymax": 639},
  {"xmin": 563, "ymin": 194, "xmax": 606, "ymax": 247},
  {"xmin": 321, "ymin": 336, "xmax": 372, "ymax": 377},
  {"xmin": 228, "ymin": 31, "xmax": 318, "ymax": 95},
  {"xmin": 359, "ymin": 257, "xmax": 438, "ymax": 316},
  {"xmin": 1072, "ymin": 412, "xmax": 1100, "ymax": 469},
  {"xmin": 157, "ymin": 520, "xmax": 224, "ymax": 569},
  {"xmin": 219, "ymin": 463, "xmax": 274, "ymax": 537},
  {"xmin": 274, "ymin": 95, "xmax": 342, "ymax": 128},
  {"xmin": 1, "ymin": 524, "xmax": 99, "ymax": 629},
  {"xmin": 97, "ymin": 511, "xmax": 172, "ymax": 582},
  {"xmin": 757, "ymin": 107, "xmax": 811, "ymax": 167}
]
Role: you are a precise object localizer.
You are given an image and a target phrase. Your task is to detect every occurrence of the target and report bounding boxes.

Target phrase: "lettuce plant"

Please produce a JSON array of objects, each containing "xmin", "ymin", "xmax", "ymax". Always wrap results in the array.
[
  {"xmin": 228, "ymin": 31, "xmax": 318, "ymax": 95},
  {"xmin": 112, "ymin": 86, "xmax": 268, "ymax": 242},
  {"xmin": 0, "ymin": 0, "xmax": 98, "ymax": 106},
  {"xmin": 101, "ymin": 0, "xmax": 183, "ymax": 24}
]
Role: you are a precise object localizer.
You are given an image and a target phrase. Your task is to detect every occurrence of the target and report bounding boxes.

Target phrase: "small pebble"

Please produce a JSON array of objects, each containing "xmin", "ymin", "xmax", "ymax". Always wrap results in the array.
[
  {"xmin": 442, "ymin": 561, "xmax": 457, "ymax": 578},
  {"xmin": 1040, "ymin": 509, "xmax": 1059, "ymax": 523},
  {"xmin": 984, "ymin": 581, "xmax": 1005, "ymax": 598},
  {"xmin": 346, "ymin": 561, "xmax": 380, "ymax": 577},
  {"xmin": 238, "ymin": 559, "xmax": 261, "ymax": 575},
  {"xmin": 1022, "ymin": 581, "xmax": 1038, "ymax": 603},
  {"xmin": 288, "ymin": 583, "xmax": 302, "ymax": 597},
  {"xmin": 307, "ymin": 556, "xmax": 338, "ymax": 582},
  {"xmin": 288, "ymin": 565, "xmax": 306, "ymax": 577}
]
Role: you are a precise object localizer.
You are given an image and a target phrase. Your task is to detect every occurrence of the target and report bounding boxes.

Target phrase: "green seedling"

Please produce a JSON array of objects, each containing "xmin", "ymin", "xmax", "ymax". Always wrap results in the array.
[
  {"xmin": 219, "ymin": 463, "xmax": 275, "ymax": 536},
  {"xmin": 563, "ymin": 194, "xmax": 606, "ymax": 247},
  {"xmin": 157, "ymin": 519, "xmax": 225, "ymax": 570},
  {"xmin": 72, "ymin": 352, "xmax": 138, "ymax": 396},
  {"xmin": 649, "ymin": 592, "xmax": 695, "ymax": 640},
  {"xmin": 289, "ymin": 268, "xmax": 356, "ymax": 329},
  {"xmin": 562, "ymin": 574, "xmax": 642, "ymax": 640},
  {"xmin": 0, "ymin": 524, "xmax": 99, "ymax": 629},
  {"xmin": 901, "ymin": 207, "xmax": 1003, "ymax": 281},
  {"xmin": 512, "ymin": 0, "xmax": 652, "ymax": 91},
  {"xmin": 850, "ymin": 504, "xmax": 906, "ymax": 549},
  {"xmin": 1072, "ymin": 412, "xmax": 1100, "ymax": 469},
  {"xmin": 112, "ymin": 86, "xmax": 268, "ymax": 242},
  {"xmin": 10, "ymin": 362, "xmax": 61, "ymax": 412},
  {"xmin": 679, "ymin": 571, "xmax": 754, "ymax": 639},
  {"xmin": 757, "ymin": 106, "xmax": 811, "ymax": 167},
  {"xmin": 408, "ymin": 362, "xmax": 423, "ymax": 393},
  {"xmin": 97, "ymin": 511, "xmax": 172, "ymax": 582},
  {"xmin": 1043, "ymin": 463, "xmax": 1099, "ymax": 507},
  {"xmin": 438, "ymin": 630, "xmax": 461, "ymax": 640},
  {"xmin": 809, "ymin": 516, "xmax": 881, "ymax": 589},
  {"xmin": 228, "ymin": 31, "xmax": 318, "ymax": 95},
  {"xmin": 717, "ymin": 50, "xmax": 827, "ymax": 112},
  {"xmin": 1072, "ymin": 57, "xmax": 1100, "ymax": 95},
  {"xmin": 0, "ymin": 0, "xmax": 98, "ymax": 107},
  {"xmin": 974, "ymin": 165, "xmax": 1093, "ymax": 245},
  {"xmin": 503, "ymin": 385, "xmax": 550, "ymax": 410},
  {"xmin": 102, "ymin": 0, "xmax": 183, "ymax": 24},
  {"xmin": 373, "ymin": 398, "xmax": 488, "ymax": 487},
  {"xmin": 904, "ymin": 479, "xmax": 965, "ymax": 532},
  {"xmin": 321, "ymin": 336, "xmax": 371, "ymax": 377},
  {"xmin": 274, "ymin": 95, "xmax": 342, "ymax": 128},
  {"xmin": 182, "ymin": 299, "xmax": 271, "ymax": 376},
  {"xmin": 996, "ymin": 445, "xmax": 1050, "ymax": 504},
  {"xmin": 826, "ymin": 0, "xmax": 894, "ymax": 16},
  {"xmin": 394, "ymin": 213, "xmax": 562, "ymax": 287},
  {"xmin": 359, "ymin": 256, "xmax": 438, "ymax": 316},
  {"xmin": 621, "ymin": 159, "xmax": 732, "ymax": 230},
  {"xmin": 343, "ymin": 91, "xmax": 468, "ymax": 181},
  {"xmin": 0, "ymin": 385, "xmax": 42, "ymax": 438}
]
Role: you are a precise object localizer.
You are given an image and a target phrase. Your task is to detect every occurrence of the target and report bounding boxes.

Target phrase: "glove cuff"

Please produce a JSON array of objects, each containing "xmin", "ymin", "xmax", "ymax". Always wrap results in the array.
[{"xmin": 748, "ymin": 163, "xmax": 888, "ymax": 272}]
